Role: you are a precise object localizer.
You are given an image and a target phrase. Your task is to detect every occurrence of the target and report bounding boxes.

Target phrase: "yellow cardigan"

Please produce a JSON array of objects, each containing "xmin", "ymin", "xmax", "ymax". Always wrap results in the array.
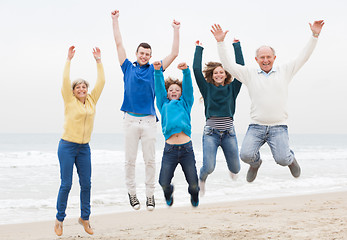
[{"xmin": 61, "ymin": 61, "xmax": 105, "ymax": 144}]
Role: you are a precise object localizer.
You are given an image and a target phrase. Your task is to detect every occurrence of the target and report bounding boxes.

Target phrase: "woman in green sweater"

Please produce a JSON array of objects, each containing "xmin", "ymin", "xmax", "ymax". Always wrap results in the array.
[{"xmin": 192, "ymin": 40, "xmax": 244, "ymax": 196}]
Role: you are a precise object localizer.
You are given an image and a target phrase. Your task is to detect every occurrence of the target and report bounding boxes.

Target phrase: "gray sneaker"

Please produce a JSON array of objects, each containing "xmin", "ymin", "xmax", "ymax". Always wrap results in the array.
[
  {"xmin": 246, "ymin": 160, "xmax": 262, "ymax": 183},
  {"xmin": 288, "ymin": 158, "xmax": 301, "ymax": 178},
  {"xmin": 128, "ymin": 193, "xmax": 140, "ymax": 210}
]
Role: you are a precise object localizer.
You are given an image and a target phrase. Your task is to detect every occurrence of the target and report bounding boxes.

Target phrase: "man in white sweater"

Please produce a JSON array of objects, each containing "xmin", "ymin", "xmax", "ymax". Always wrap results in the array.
[{"xmin": 212, "ymin": 20, "xmax": 324, "ymax": 182}]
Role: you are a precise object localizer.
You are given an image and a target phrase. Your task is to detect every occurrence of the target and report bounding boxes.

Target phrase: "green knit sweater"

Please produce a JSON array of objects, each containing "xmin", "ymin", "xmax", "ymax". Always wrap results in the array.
[{"xmin": 192, "ymin": 42, "xmax": 244, "ymax": 120}]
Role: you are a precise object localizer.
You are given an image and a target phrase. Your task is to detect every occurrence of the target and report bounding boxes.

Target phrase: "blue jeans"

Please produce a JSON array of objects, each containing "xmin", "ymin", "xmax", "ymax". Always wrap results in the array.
[
  {"xmin": 199, "ymin": 126, "xmax": 240, "ymax": 182},
  {"xmin": 56, "ymin": 139, "xmax": 91, "ymax": 222},
  {"xmin": 240, "ymin": 124, "xmax": 294, "ymax": 167},
  {"xmin": 159, "ymin": 141, "xmax": 199, "ymax": 200}
]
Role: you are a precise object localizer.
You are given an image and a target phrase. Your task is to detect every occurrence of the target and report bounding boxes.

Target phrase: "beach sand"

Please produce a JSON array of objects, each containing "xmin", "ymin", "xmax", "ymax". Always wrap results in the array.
[{"xmin": 1, "ymin": 191, "xmax": 346, "ymax": 240}]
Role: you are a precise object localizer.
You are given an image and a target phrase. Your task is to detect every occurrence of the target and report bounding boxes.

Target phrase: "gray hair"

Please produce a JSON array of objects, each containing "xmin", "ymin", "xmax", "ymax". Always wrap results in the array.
[
  {"xmin": 255, "ymin": 45, "xmax": 276, "ymax": 57},
  {"xmin": 72, "ymin": 78, "xmax": 89, "ymax": 90}
]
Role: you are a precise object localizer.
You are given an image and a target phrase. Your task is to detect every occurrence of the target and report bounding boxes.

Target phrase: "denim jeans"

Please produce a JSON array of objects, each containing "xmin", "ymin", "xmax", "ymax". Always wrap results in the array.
[
  {"xmin": 199, "ymin": 126, "xmax": 240, "ymax": 182},
  {"xmin": 159, "ymin": 141, "xmax": 199, "ymax": 200},
  {"xmin": 240, "ymin": 124, "xmax": 294, "ymax": 167},
  {"xmin": 56, "ymin": 139, "xmax": 91, "ymax": 222}
]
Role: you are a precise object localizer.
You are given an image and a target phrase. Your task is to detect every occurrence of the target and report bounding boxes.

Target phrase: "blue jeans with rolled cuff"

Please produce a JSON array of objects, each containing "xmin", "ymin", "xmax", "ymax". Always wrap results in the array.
[
  {"xmin": 159, "ymin": 141, "xmax": 199, "ymax": 201},
  {"xmin": 56, "ymin": 139, "xmax": 91, "ymax": 222},
  {"xmin": 199, "ymin": 126, "xmax": 240, "ymax": 182}
]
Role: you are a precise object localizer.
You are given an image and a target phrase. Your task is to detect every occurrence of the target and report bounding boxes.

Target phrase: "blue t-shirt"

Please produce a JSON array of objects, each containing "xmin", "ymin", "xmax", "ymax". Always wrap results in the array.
[
  {"xmin": 120, "ymin": 59, "xmax": 162, "ymax": 116},
  {"xmin": 154, "ymin": 68, "xmax": 194, "ymax": 140}
]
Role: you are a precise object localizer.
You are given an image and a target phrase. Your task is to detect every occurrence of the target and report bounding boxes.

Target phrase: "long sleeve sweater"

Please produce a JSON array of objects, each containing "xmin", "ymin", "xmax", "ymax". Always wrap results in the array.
[
  {"xmin": 154, "ymin": 68, "xmax": 194, "ymax": 140},
  {"xmin": 217, "ymin": 36, "xmax": 318, "ymax": 126},
  {"xmin": 193, "ymin": 42, "xmax": 244, "ymax": 120},
  {"xmin": 61, "ymin": 61, "xmax": 105, "ymax": 144}
]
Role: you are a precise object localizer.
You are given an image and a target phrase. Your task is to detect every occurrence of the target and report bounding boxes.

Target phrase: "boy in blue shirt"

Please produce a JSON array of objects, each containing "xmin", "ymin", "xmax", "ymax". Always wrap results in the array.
[
  {"xmin": 111, "ymin": 9, "xmax": 180, "ymax": 211},
  {"xmin": 153, "ymin": 61, "xmax": 199, "ymax": 207}
]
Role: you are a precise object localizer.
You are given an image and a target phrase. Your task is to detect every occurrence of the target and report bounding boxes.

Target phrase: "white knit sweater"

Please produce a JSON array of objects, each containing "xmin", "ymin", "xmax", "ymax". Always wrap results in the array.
[{"xmin": 217, "ymin": 36, "xmax": 318, "ymax": 126}]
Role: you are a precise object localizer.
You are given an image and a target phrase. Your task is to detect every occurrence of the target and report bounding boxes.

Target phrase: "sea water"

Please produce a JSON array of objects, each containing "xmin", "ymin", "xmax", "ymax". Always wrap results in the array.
[{"xmin": 0, "ymin": 133, "xmax": 346, "ymax": 225}]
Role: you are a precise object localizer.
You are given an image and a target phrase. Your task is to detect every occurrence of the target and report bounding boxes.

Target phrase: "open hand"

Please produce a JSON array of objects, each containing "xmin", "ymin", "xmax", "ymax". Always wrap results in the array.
[
  {"xmin": 93, "ymin": 47, "xmax": 101, "ymax": 62},
  {"xmin": 211, "ymin": 24, "xmax": 229, "ymax": 42},
  {"xmin": 67, "ymin": 46, "xmax": 75, "ymax": 60},
  {"xmin": 309, "ymin": 20, "xmax": 324, "ymax": 36}
]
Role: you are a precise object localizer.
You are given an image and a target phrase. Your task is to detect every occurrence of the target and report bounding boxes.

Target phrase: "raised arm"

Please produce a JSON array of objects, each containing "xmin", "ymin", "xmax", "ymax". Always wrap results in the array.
[
  {"xmin": 153, "ymin": 61, "xmax": 167, "ymax": 112},
  {"xmin": 111, "ymin": 10, "xmax": 126, "ymax": 65},
  {"xmin": 233, "ymin": 39, "xmax": 244, "ymax": 66},
  {"xmin": 212, "ymin": 24, "xmax": 248, "ymax": 84},
  {"xmin": 178, "ymin": 62, "xmax": 194, "ymax": 107},
  {"xmin": 90, "ymin": 47, "xmax": 105, "ymax": 103},
  {"xmin": 231, "ymin": 39, "xmax": 244, "ymax": 98},
  {"xmin": 61, "ymin": 46, "xmax": 75, "ymax": 102},
  {"xmin": 286, "ymin": 20, "xmax": 324, "ymax": 78},
  {"xmin": 161, "ymin": 20, "xmax": 180, "ymax": 70},
  {"xmin": 192, "ymin": 40, "xmax": 208, "ymax": 96}
]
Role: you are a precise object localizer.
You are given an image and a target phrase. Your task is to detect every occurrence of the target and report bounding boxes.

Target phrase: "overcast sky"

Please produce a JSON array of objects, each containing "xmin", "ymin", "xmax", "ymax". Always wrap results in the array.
[{"xmin": 1, "ymin": 0, "xmax": 346, "ymax": 134}]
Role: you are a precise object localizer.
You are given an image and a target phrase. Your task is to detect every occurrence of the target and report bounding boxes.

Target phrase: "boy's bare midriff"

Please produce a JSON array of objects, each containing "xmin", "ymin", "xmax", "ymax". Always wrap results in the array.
[{"xmin": 166, "ymin": 132, "xmax": 191, "ymax": 145}]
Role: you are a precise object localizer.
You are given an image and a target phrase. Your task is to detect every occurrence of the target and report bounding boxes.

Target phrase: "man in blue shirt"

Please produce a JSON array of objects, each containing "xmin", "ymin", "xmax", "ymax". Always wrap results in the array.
[{"xmin": 111, "ymin": 9, "xmax": 180, "ymax": 211}]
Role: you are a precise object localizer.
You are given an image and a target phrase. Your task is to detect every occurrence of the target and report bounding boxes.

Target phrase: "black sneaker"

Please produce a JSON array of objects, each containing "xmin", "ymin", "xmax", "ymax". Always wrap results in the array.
[
  {"xmin": 246, "ymin": 160, "xmax": 262, "ymax": 183},
  {"xmin": 128, "ymin": 193, "xmax": 140, "ymax": 210},
  {"xmin": 288, "ymin": 158, "xmax": 301, "ymax": 178},
  {"xmin": 146, "ymin": 195, "xmax": 155, "ymax": 211},
  {"xmin": 190, "ymin": 193, "xmax": 199, "ymax": 207}
]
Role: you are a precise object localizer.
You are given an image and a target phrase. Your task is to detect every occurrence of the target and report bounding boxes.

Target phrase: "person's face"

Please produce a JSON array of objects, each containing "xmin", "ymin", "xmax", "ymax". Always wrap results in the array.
[
  {"xmin": 212, "ymin": 66, "xmax": 227, "ymax": 86},
  {"xmin": 255, "ymin": 47, "xmax": 276, "ymax": 73},
  {"xmin": 73, "ymin": 83, "xmax": 88, "ymax": 102},
  {"xmin": 167, "ymin": 84, "xmax": 182, "ymax": 100},
  {"xmin": 136, "ymin": 47, "xmax": 152, "ymax": 66}
]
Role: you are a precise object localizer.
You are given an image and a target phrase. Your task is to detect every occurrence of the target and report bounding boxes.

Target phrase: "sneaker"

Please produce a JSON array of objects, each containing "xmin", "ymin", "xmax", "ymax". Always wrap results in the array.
[
  {"xmin": 199, "ymin": 180, "xmax": 206, "ymax": 197},
  {"xmin": 128, "ymin": 193, "xmax": 140, "ymax": 210},
  {"xmin": 146, "ymin": 195, "xmax": 155, "ymax": 211},
  {"xmin": 166, "ymin": 195, "xmax": 173, "ymax": 206},
  {"xmin": 165, "ymin": 187, "xmax": 174, "ymax": 207},
  {"xmin": 230, "ymin": 172, "xmax": 238, "ymax": 181},
  {"xmin": 190, "ymin": 194, "xmax": 199, "ymax": 207},
  {"xmin": 78, "ymin": 217, "xmax": 94, "ymax": 235},
  {"xmin": 246, "ymin": 160, "xmax": 262, "ymax": 183},
  {"xmin": 288, "ymin": 158, "xmax": 301, "ymax": 178},
  {"xmin": 54, "ymin": 219, "xmax": 63, "ymax": 236}
]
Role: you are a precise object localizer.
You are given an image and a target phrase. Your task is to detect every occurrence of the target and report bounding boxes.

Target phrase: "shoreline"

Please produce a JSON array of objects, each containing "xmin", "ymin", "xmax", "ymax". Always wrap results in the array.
[{"xmin": 1, "ymin": 191, "xmax": 346, "ymax": 240}]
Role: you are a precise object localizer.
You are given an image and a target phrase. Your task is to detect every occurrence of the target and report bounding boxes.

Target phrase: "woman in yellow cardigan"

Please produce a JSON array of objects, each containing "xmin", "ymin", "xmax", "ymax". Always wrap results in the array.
[{"xmin": 54, "ymin": 46, "xmax": 105, "ymax": 236}]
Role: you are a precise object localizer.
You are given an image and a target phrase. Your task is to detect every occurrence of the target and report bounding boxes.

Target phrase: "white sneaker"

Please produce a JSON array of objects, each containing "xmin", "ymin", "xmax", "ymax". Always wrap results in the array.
[
  {"xmin": 199, "ymin": 180, "xmax": 206, "ymax": 197},
  {"xmin": 230, "ymin": 172, "xmax": 238, "ymax": 181}
]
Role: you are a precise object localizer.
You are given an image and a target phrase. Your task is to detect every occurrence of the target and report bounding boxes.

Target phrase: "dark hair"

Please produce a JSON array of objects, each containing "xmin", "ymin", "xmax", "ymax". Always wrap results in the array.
[
  {"xmin": 165, "ymin": 77, "xmax": 182, "ymax": 92},
  {"xmin": 202, "ymin": 62, "xmax": 232, "ymax": 86},
  {"xmin": 136, "ymin": 42, "xmax": 152, "ymax": 53}
]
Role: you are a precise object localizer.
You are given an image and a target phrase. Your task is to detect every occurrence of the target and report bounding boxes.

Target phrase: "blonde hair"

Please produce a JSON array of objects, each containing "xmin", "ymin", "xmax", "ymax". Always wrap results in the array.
[
  {"xmin": 72, "ymin": 78, "xmax": 89, "ymax": 90},
  {"xmin": 203, "ymin": 62, "xmax": 232, "ymax": 86}
]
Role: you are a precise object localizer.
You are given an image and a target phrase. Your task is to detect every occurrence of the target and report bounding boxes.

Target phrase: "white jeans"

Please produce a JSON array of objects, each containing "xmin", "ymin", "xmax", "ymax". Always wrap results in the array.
[{"xmin": 123, "ymin": 113, "xmax": 157, "ymax": 197}]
